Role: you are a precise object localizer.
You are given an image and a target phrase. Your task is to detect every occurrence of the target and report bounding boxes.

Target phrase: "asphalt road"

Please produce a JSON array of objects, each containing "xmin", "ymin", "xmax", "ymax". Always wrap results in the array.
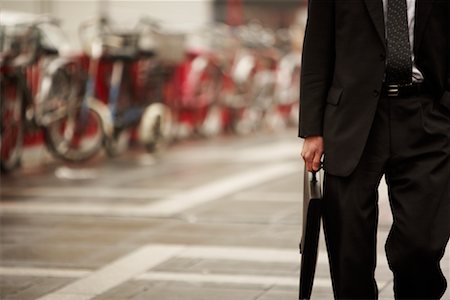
[{"xmin": 1, "ymin": 129, "xmax": 449, "ymax": 300}]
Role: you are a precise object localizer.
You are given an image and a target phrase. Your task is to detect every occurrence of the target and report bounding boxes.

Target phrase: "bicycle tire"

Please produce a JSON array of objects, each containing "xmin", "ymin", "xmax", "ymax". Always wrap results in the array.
[
  {"xmin": 44, "ymin": 103, "xmax": 104, "ymax": 163},
  {"xmin": 233, "ymin": 106, "xmax": 262, "ymax": 135},
  {"xmin": 0, "ymin": 74, "xmax": 24, "ymax": 173},
  {"xmin": 36, "ymin": 60, "xmax": 73, "ymax": 127},
  {"xmin": 104, "ymin": 128, "xmax": 131, "ymax": 157},
  {"xmin": 43, "ymin": 63, "xmax": 105, "ymax": 163},
  {"xmin": 138, "ymin": 103, "xmax": 173, "ymax": 153},
  {"xmin": 199, "ymin": 105, "xmax": 222, "ymax": 137}
]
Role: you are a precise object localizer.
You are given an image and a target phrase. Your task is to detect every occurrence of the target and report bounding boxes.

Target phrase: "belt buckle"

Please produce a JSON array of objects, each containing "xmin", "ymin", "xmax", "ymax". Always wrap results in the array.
[{"xmin": 387, "ymin": 84, "xmax": 400, "ymax": 97}]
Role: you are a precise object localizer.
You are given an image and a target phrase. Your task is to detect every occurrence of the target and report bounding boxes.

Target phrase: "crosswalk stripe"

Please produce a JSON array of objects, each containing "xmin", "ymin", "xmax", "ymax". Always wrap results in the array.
[
  {"xmin": 0, "ymin": 267, "xmax": 90, "ymax": 278},
  {"xmin": 0, "ymin": 187, "xmax": 175, "ymax": 199},
  {"xmin": 1, "ymin": 243, "xmax": 401, "ymax": 300},
  {"xmin": 36, "ymin": 245, "xmax": 184, "ymax": 300},
  {"xmin": 137, "ymin": 271, "xmax": 312, "ymax": 287},
  {"xmin": 0, "ymin": 162, "xmax": 299, "ymax": 217}
]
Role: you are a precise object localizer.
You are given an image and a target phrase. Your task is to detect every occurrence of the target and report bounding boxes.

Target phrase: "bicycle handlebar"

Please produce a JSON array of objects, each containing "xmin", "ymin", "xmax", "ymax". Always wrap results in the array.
[{"xmin": 1, "ymin": 14, "xmax": 62, "ymax": 67}]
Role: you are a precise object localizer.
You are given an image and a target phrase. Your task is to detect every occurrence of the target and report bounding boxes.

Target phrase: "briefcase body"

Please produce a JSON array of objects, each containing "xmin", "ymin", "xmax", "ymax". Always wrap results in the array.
[{"xmin": 299, "ymin": 167, "xmax": 323, "ymax": 300}]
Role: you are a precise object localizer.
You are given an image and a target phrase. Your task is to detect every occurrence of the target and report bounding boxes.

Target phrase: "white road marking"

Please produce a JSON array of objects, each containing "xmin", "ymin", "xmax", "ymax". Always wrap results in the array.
[
  {"xmin": 227, "ymin": 173, "xmax": 388, "ymax": 204},
  {"xmin": 36, "ymin": 245, "xmax": 184, "ymax": 300},
  {"xmin": 54, "ymin": 167, "xmax": 99, "ymax": 180},
  {"xmin": 3, "ymin": 243, "xmax": 395, "ymax": 300},
  {"xmin": 140, "ymin": 162, "xmax": 298, "ymax": 216},
  {"xmin": 0, "ymin": 267, "xmax": 309, "ymax": 288},
  {"xmin": 136, "ymin": 272, "xmax": 388, "ymax": 290},
  {"xmin": 0, "ymin": 202, "xmax": 140, "ymax": 216},
  {"xmin": 0, "ymin": 162, "xmax": 298, "ymax": 217},
  {"xmin": 180, "ymin": 244, "xmax": 388, "ymax": 266},
  {"xmin": 0, "ymin": 187, "xmax": 175, "ymax": 199},
  {"xmin": 0, "ymin": 267, "xmax": 90, "ymax": 278},
  {"xmin": 37, "ymin": 293, "xmax": 91, "ymax": 300},
  {"xmin": 180, "ymin": 245, "xmax": 299, "ymax": 263},
  {"xmin": 137, "ymin": 271, "xmax": 304, "ymax": 287}
]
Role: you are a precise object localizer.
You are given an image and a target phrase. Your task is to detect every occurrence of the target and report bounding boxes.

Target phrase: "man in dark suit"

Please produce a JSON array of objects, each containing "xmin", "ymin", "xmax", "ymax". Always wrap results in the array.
[{"xmin": 299, "ymin": 0, "xmax": 449, "ymax": 299}]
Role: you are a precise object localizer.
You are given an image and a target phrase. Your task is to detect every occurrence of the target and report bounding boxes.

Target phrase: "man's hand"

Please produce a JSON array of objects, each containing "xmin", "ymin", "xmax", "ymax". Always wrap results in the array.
[{"xmin": 301, "ymin": 136, "xmax": 324, "ymax": 172}]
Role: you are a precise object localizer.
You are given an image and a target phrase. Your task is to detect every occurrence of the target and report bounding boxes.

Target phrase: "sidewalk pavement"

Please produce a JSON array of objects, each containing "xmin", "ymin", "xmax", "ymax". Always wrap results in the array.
[{"xmin": 1, "ymin": 129, "xmax": 448, "ymax": 300}]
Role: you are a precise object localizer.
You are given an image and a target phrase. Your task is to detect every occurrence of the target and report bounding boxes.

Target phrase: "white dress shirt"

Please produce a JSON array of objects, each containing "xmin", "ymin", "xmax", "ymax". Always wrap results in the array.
[{"xmin": 382, "ymin": 0, "xmax": 424, "ymax": 82}]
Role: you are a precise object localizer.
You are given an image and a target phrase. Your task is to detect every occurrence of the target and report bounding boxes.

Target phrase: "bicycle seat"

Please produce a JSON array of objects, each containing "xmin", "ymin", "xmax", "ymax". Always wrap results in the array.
[
  {"xmin": 41, "ymin": 45, "xmax": 59, "ymax": 56},
  {"xmin": 103, "ymin": 52, "xmax": 137, "ymax": 61}
]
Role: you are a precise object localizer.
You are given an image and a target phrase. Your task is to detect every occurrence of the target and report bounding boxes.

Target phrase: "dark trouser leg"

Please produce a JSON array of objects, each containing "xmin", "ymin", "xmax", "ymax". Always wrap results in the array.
[
  {"xmin": 323, "ymin": 98, "xmax": 390, "ymax": 299},
  {"xmin": 385, "ymin": 94, "xmax": 450, "ymax": 300}
]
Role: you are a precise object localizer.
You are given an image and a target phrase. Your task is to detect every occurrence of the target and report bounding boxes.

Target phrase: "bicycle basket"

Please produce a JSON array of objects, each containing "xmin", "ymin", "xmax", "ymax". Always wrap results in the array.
[{"xmin": 101, "ymin": 32, "xmax": 139, "ymax": 59}]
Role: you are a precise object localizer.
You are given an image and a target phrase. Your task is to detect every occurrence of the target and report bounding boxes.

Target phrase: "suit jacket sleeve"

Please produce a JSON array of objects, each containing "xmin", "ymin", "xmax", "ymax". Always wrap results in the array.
[
  {"xmin": 439, "ymin": 5, "xmax": 450, "ymax": 110},
  {"xmin": 298, "ymin": 0, "xmax": 335, "ymax": 138}
]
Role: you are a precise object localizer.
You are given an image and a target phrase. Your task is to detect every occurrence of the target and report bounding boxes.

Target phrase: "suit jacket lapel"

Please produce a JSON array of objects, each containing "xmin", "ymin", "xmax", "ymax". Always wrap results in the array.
[
  {"xmin": 414, "ymin": 0, "xmax": 433, "ymax": 54},
  {"xmin": 363, "ymin": 0, "xmax": 386, "ymax": 49}
]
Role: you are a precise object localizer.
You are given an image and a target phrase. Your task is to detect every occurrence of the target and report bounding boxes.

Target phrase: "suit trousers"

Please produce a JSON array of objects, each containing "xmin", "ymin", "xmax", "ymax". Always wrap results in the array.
[{"xmin": 323, "ymin": 92, "xmax": 450, "ymax": 299}]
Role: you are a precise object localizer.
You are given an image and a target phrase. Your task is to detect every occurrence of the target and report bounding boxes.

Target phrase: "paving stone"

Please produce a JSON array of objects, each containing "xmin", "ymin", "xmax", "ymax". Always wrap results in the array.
[
  {"xmin": 187, "ymin": 198, "xmax": 302, "ymax": 224},
  {"xmin": 93, "ymin": 280, "xmax": 264, "ymax": 300},
  {"xmin": 34, "ymin": 228, "xmax": 135, "ymax": 247},
  {"xmin": 149, "ymin": 257, "xmax": 203, "ymax": 271},
  {"xmin": 91, "ymin": 280, "xmax": 163, "ymax": 300},
  {"xmin": 255, "ymin": 175, "xmax": 302, "ymax": 193},
  {"xmin": 127, "ymin": 163, "xmax": 249, "ymax": 190},
  {"xmin": 1, "ymin": 129, "xmax": 447, "ymax": 300},
  {"xmin": 0, "ymin": 275, "xmax": 73, "ymax": 300},
  {"xmin": 1, "ymin": 244, "xmax": 103, "ymax": 269},
  {"xmin": 0, "ymin": 228, "xmax": 54, "ymax": 245},
  {"xmin": 0, "ymin": 215, "xmax": 165, "ymax": 232},
  {"xmin": 255, "ymin": 289, "xmax": 298, "ymax": 300},
  {"xmin": 139, "ymin": 221, "xmax": 271, "ymax": 247}
]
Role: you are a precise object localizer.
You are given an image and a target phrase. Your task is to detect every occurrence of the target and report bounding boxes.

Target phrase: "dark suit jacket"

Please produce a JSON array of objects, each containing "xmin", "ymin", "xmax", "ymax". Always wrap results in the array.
[{"xmin": 298, "ymin": 0, "xmax": 449, "ymax": 177}]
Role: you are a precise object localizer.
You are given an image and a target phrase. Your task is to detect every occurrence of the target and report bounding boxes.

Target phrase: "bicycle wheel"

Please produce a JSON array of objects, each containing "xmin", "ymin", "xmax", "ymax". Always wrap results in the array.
[
  {"xmin": 44, "ymin": 101, "xmax": 104, "ymax": 163},
  {"xmin": 233, "ymin": 106, "xmax": 262, "ymax": 135},
  {"xmin": 43, "ymin": 62, "xmax": 105, "ymax": 162},
  {"xmin": 104, "ymin": 128, "xmax": 131, "ymax": 157},
  {"xmin": 37, "ymin": 61, "xmax": 73, "ymax": 127},
  {"xmin": 0, "ymin": 75, "xmax": 24, "ymax": 173},
  {"xmin": 138, "ymin": 103, "xmax": 173, "ymax": 153},
  {"xmin": 199, "ymin": 105, "xmax": 222, "ymax": 137}
]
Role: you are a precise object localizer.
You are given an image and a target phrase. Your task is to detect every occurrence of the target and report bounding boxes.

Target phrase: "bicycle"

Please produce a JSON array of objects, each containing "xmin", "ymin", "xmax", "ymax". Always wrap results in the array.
[
  {"xmin": 0, "ymin": 13, "xmax": 86, "ymax": 172},
  {"xmin": 75, "ymin": 17, "xmax": 173, "ymax": 158}
]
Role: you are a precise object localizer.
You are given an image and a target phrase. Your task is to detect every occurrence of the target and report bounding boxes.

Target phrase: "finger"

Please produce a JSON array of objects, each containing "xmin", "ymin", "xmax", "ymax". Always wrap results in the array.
[
  {"xmin": 312, "ymin": 153, "xmax": 321, "ymax": 171},
  {"xmin": 306, "ymin": 161, "xmax": 312, "ymax": 172},
  {"xmin": 300, "ymin": 144, "xmax": 308, "ymax": 159},
  {"xmin": 304, "ymin": 152, "xmax": 313, "ymax": 172},
  {"xmin": 301, "ymin": 148, "xmax": 309, "ymax": 161}
]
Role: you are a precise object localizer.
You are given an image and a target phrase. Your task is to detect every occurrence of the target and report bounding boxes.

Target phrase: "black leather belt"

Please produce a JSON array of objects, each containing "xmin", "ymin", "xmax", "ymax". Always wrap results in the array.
[{"xmin": 381, "ymin": 82, "xmax": 427, "ymax": 97}]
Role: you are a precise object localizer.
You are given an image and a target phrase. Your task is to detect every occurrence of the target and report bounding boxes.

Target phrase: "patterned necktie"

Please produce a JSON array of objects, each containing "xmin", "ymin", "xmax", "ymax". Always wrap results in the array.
[{"xmin": 386, "ymin": 0, "xmax": 413, "ymax": 84}]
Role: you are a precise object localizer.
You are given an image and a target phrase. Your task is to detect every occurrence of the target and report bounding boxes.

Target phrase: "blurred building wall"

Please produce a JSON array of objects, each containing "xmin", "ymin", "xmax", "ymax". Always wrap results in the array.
[
  {"xmin": 106, "ymin": 0, "xmax": 213, "ymax": 31},
  {"xmin": 1, "ymin": 0, "xmax": 214, "ymax": 51},
  {"xmin": 213, "ymin": 0, "xmax": 306, "ymax": 29},
  {"xmin": 1, "ymin": 0, "xmax": 307, "ymax": 54}
]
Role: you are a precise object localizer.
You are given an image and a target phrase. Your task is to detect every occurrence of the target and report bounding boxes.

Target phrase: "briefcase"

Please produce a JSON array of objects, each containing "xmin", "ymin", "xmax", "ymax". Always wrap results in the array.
[{"xmin": 299, "ymin": 166, "xmax": 324, "ymax": 300}]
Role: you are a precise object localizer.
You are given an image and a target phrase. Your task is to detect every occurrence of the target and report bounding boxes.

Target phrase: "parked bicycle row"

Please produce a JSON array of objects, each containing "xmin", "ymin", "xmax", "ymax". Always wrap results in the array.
[{"xmin": 1, "ymin": 11, "xmax": 302, "ymax": 173}]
